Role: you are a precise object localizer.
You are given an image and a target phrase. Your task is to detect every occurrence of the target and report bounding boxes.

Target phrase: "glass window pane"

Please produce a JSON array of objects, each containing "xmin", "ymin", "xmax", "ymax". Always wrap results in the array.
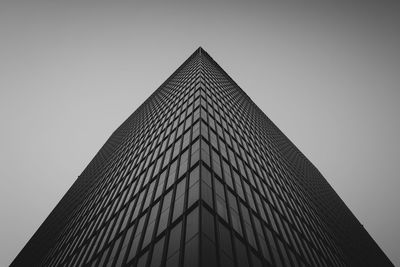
[
  {"xmin": 108, "ymin": 236, "xmax": 122, "ymax": 265},
  {"xmin": 150, "ymin": 237, "xmax": 165, "ymax": 267},
  {"xmin": 201, "ymin": 237, "xmax": 217, "ymax": 267},
  {"xmin": 191, "ymin": 141, "xmax": 200, "ymax": 167},
  {"xmin": 184, "ymin": 235, "xmax": 199, "ymax": 267},
  {"xmin": 222, "ymin": 160, "xmax": 233, "ymax": 189},
  {"xmin": 189, "ymin": 166, "xmax": 199, "ymax": 186},
  {"xmin": 166, "ymin": 160, "xmax": 177, "ymax": 190},
  {"xmin": 176, "ymin": 178, "xmax": 186, "ymax": 199},
  {"xmin": 165, "ymin": 250, "xmax": 180, "ymax": 267},
  {"xmin": 220, "ymin": 251, "xmax": 234, "ymax": 267},
  {"xmin": 178, "ymin": 150, "xmax": 189, "ymax": 178},
  {"xmin": 186, "ymin": 207, "xmax": 199, "ymax": 241},
  {"xmin": 200, "ymin": 139, "xmax": 210, "ymax": 166},
  {"xmin": 227, "ymin": 191, "xmax": 242, "ymax": 235},
  {"xmin": 218, "ymin": 222, "xmax": 232, "ymax": 257},
  {"xmin": 155, "ymin": 170, "xmax": 166, "ymax": 200},
  {"xmin": 201, "ymin": 166, "xmax": 213, "ymax": 207},
  {"xmin": 201, "ymin": 183, "xmax": 212, "ymax": 208},
  {"xmin": 214, "ymin": 179, "xmax": 224, "ymax": 199},
  {"xmin": 251, "ymin": 251, "xmax": 263, "ymax": 267},
  {"xmin": 142, "ymin": 220, "xmax": 155, "ymax": 248},
  {"xmin": 167, "ymin": 222, "xmax": 182, "ymax": 258},
  {"xmin": 127, "ymin": 235, "xmax": 140, "ymax": 263},
  {"xmin": 188, "ymin": 182, "xmax": 199, "ymax": 208},
  {"xmin": 201, "ymin": 207, "xmax": 215, "ymax": 242},
  {"xmin": 158, "ymin": 191, "xmax": 172, "ymax": 235},
  {"xmin": 234, "ymin": 237, "xmax": 249, "ymax": 267},
  {"xmin": 136, "ymin": 250, "xmax": 148, "ymax": 267},
  {"xmin": 265, "ymin": 227, "xmax": 283, "ymax": 267},
  {"xmin": 172, "ymin": 196, "xmax": 185, "ymax": 222},
  {"xmin": 216, "ymin": 196, "xmax": 228, "ymax": 221}
]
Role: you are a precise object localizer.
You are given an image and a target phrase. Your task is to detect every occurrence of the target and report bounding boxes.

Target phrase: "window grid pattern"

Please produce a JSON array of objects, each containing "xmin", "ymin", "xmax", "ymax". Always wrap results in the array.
[{"xmin": 12, "ymin": 48, "xmax": 392, "ymax": 267}]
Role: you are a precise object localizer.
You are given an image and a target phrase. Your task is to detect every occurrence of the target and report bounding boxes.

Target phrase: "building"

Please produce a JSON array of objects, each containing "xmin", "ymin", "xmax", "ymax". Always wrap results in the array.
[{"xmin": 11, "ymin": 47, "xmax": 393, "ymax": 267}]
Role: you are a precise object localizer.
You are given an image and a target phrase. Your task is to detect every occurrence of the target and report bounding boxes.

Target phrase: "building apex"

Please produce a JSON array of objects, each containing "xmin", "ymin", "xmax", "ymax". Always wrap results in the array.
[{"xmin": 196, "ymin": 46, "xmax": 204, "ymax": 54}]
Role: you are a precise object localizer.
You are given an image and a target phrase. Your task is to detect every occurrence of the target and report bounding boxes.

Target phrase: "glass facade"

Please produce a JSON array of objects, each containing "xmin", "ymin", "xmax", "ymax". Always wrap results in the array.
[{"xmin": 12, "ymin": 48, "xmax": 392, "ymax": 267}]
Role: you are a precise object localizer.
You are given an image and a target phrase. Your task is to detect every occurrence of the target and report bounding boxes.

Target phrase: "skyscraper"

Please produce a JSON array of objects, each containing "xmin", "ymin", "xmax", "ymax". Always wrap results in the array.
[{"xmin": 12, "ymin": 47, "xmax": 392, "ymax": 267}]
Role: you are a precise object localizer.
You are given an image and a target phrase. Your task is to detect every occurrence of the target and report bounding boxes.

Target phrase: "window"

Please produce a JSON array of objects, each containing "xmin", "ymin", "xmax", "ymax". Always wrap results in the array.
[
  {"xmin": 227, "ymin": 191, "xmax": 242, "ymax": 235},
  {"xmin": 201, "ymin": 236, "xmax": 217, "ymax": 267},
  {"xmin": 127, "ymin": 214, "xmax": 146, "ymax": 262},
  {"xmin": 182, "ymin": 130, "xmax": 191, "ymax": 150},
  {"xmin": 233, "ymin": 171, "xmax": 245, "ymax": 200},
  {"xmin": 218, "ymin": 221, "xmax": 233, "ymax": 257},
  {"xmin": 265, "ymin": 227, "xmax": 283, "ymax": 267},
  {"xmin": 192, "ymin": 120, "xmax": 200, "ymax": 139},
  {"xmin": 172, "ymin": 179, "xmax": 186, "ymax": 222},
  {"xmin": 150, "ymin": 237, "xmax": 165, "ymax": 267},
  {"xmin": 167, "ymin": 222, "xmax": 182, "ymax": 259},
  {"xmin": 166, "ymin": 159, "xmax": 177, "ymax": 190},
  {"xmin": 184, "ymin": 235, "xmax": 199, "ymax": 267},
  {"xmin": 210, "ymin": 130, "xmax": 218, "ymax": 149},
  {"xmin": 214, "ymin": 179, "xmax": 227, "ymax": 221},
  {"xmin": 136, "ymin": 250, "xmax": 148, "ymax": 267},
  {"xmin": 154, "ymin": 170, "xmax": 166, "ymax": 200},
  {"xmin": 142, "ymin": 180, "xmax": 156, "ymax": 210},
  {"xmin": 157, "ymin": 191, "xmax": 172, "ymax": 235},
  {"xmin": 172, "ymin": 139, "xmax": 181, "ymax": 159},
  {"xmin": 222, "ymin": 160, "xmax": 233, "ymax": 189},
  {"xmin": 201, "ymin": 166, "xmax": 213, "ymax": 207},
  {"xmin": 200, "ymin": 139, "xmax": 210, "ymax": 166},
  {"xmin": 115, "ymin": 224, "xmax": 134, "ymax": 266},
  {"xmin": 107, "ymin": 236, "xmax": 122, "ymax": 266},
  {"xmin": 188, "ymin": 166, "xmax": 200, "ymax": 207},
  {"xmin": 201, "ymin": 207, "xmax": 215, "ymax": 242},
  {"xmin": 211, "ymin": 149, "xmax": 222, "ymax": 178},
  {"xmin": 142, "ymin": 202, "xmax": 160, "ymax": 248},
  {"xmin": 191, "ymin": 139, "xmax": 200, "ymax": 167},
  {"xmin": 234, "ymin": 237, "xmax": 249, "ymax": 267},
  {"xmin": 253, "ymin": 216, "xmax": 272, "ymax": 263},
  {"xmin": 186, "ymin": 207, "xmax": 199, "ymax": 241},
  {"xmin": 240, "ymin": 203, "xmax": 257, "ymax": 249},
  {"xmin": 163, "ymin": 147, "xmax": 172, "ymax": 169},
  {"xmin": 178, "ymin": 149, "xmax": 189, "ymax": 178}
]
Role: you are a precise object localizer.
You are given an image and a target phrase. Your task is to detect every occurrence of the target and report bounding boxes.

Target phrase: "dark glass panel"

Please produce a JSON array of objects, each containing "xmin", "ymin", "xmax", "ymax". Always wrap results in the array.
[
  {"xmin": 265, "ymin": 227, "xmax": 283, "ymax": 267},
  {"xmin": 200, "ymin": 166, "xmax": 213, "ymax": 207},
  {"xmin": 200, "ymin": 139, "xmax": 210, "ymax": 166},
  {"xmin": 201, "ymin": 237, "xmax": 217, "ymax": 267},
  {"xmin": 150, "ymin": 236, "xmax": 165, "ymax": 267},
  {"xmin": 167, "ymin": 221, "xmax": 182, "ymax": 258},
  {"xmin": 172, "ymin": 178, "xmax": 186, "ymax": 222},
  {"xmin": 191, "ymin": 139, "xmax": 200, "ymax": 167},
  {"xmin": 136, "ymin": 250, "xmax": 148, "ymax": 267},
  {"xmin": 218, "ymin": 221, "xmax": 233, "ymax": 257},
  {"xmin": 234, "ymin": 237, "xmax": 249, "ymax": 267},
  {"xmin": 201, "ymin": 207, "xmax": 215, "ymax": 242},
  {"xmin": 227, "ymin": 191, "xmax": 242, "ymax": 235},
  {"xmin": 107, "ymin": 236, "xmax": 122, "ymax": 265},
  {"xmin": 251, "ymin": 251, "xmax": 263, "ymax": 267},
  {"xmin": 186, "ymin": 207, "xmax": 199, "ymax": 241},
  {"xmin": 165, "ymin": 251, "xmax": 180, "ymax": 267},
  {"xmin": 184, "ymin": 235, "xmax": 199, "ymax": 267},
  {"xmin": 219, "ymin": 252, "xmax": 234, "ymax": 267},
  {"xmin": 141, "ymin": 219, "xmax": 155, "ymax": 249}
]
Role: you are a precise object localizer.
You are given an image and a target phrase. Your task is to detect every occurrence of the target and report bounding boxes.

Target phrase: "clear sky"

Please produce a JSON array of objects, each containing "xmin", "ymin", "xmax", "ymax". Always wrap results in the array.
[{"xmin": 1, "ymin": 0, "xmax": 399, "ymax": 265}]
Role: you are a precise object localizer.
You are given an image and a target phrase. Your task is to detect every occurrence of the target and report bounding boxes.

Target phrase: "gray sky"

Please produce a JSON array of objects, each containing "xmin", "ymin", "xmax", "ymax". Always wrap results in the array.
[{"xmin": 1, "ymin": 0, "xmax": 399, "ymax": 265}]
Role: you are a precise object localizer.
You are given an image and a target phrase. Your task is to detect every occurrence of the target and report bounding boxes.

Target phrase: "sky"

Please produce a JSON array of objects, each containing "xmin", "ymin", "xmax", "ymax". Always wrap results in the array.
[{"xmin": 0, "ymin": 0, "xmax": 399, "ymax": 266}]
